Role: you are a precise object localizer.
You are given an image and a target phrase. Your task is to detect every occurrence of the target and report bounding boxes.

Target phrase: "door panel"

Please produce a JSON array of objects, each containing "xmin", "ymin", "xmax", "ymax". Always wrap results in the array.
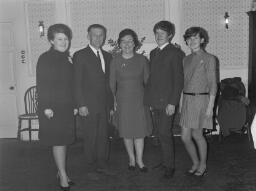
[{"xmin": 0, "ymin": 22, "xmax": 18, "ymax": 138}]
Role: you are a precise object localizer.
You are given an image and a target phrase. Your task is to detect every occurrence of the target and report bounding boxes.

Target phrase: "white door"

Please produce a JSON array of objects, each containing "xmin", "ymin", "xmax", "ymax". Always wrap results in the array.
[{"xmin": 0, "ymin": 22, "xmax": 18, "ymax": 138}]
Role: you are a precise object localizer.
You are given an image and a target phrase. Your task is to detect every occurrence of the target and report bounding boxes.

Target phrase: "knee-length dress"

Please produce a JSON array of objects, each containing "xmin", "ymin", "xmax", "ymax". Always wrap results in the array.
[
  {"xmin": 179, "ymin": 49, "xmax": 217, "ymax": 129},
  {"xmin": 36, "ymin": 48, "xmax": 75, "ymax": 145},
  {"xmin": 110, "ymin": 53, "xmax": 152, "ymax": 138}
]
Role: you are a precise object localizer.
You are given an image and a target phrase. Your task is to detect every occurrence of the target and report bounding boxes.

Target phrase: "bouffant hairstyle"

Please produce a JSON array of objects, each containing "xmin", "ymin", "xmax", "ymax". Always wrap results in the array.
[{"xmin": 47, "ymin": 23, "xmax": 72, "ymax": 41}]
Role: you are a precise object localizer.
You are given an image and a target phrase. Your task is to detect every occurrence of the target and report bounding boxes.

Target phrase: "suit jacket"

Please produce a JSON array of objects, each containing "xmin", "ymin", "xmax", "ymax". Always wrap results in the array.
[
  {"xmin": 73, "ymin": 46, "xmax": 114, "ymax": 114},
  {"xmin": 144, "ymin": 43, "xmax": 185, "ymax": 109}
]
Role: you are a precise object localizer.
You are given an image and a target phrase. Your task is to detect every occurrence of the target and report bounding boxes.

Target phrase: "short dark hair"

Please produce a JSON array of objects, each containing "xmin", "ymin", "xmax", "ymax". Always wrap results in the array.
[
  {"xmin": 87, "ymin": 24, "xmax": 107, "ymax": 35},
  {"xmin": 117, "ymin": 28, "xmax": 140, "ymax": 49},
  {"xmin": 47, "ymin": 23, "xmax": 72, "ymax": 41},
  {"xmin": 183, "ymin": 27, "xmax": 209, "ymax": 48},
  {"xmin": 153, "ymin": 20, "xmax": 175, "ymax": 36}
]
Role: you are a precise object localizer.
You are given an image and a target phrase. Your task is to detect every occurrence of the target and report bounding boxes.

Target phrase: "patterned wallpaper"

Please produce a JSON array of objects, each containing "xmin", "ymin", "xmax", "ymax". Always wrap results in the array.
[
  {"xmin": 181, "ymin": 0, "xmax": 251, "ymax": 69},
  {"xmin": 67, "ymin": 0, "xmax": 165, "ymax": 48},
  {"xmin": 25, "ymin": 0, "xmax": 252, "ymax": 75},
  {"xmin": 25, "ymin": 0, "xmax": 56, "ymax": 75}
]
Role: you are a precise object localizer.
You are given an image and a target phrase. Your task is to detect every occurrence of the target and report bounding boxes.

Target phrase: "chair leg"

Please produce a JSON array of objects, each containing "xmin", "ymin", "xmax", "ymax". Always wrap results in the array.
[
  {"xmin": 28, "ymin": 119, "xmax": 32, "ymax": 142},
  {"xmin": 17, "ymin": 119, "xmax": 21, "ymax": 140},
  {"xmin": 247, "ymin": 124, "xmax": 251, "ymax": 142},
  {"xmin": 107, "ymin": 137, "xmax": 112, "ymax": 161}
]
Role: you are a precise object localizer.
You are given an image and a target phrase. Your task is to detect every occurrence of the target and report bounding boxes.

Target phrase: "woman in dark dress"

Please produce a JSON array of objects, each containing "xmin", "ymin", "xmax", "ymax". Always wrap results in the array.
[{"xmin": 36, "ymin": 24, "xmax": 75, "ymax": 191}]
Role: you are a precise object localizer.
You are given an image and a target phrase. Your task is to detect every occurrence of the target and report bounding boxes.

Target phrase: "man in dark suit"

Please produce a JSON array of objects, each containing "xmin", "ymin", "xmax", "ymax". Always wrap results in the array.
[
  {"xmin": 144, "ymin": 20, "xmax": 184, "ymax": 179},
  {"xmin": 73, "ymin": 24, "xmax": 114, "ymax": 179}
]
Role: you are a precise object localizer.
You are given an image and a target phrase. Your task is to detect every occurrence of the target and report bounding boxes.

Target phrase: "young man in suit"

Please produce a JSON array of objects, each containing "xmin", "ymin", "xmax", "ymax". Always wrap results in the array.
[
  {"xmin": 73, "ymin": 24, "xmax": 114, "ymax": 179},
  {"xmin": 144, "ymin": 20, "xmax": 185, "ymax": 179}
]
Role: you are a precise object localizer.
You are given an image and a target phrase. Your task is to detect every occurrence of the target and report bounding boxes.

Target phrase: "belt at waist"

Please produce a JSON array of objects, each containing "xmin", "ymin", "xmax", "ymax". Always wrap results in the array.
[{"xmin": 183, "ymin": 92, "xmax": 209, "ymax": 96}]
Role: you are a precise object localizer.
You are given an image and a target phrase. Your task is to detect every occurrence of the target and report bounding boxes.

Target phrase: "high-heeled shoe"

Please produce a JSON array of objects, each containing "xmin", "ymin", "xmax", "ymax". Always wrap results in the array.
[
  {"xmin": 59, "ymin": 185, "xmax": 70, "ymax": 191},
  {"xmin": 67, "ymin": 180, "xmax": 75, "ymax": 186},
  {"xmin": 138, "ymin": 166, "xmax": 148, "ymax": 173},
  {"xmin": 57, "ymin": 173, "xmax": 75, "ymax": 186},
  {"xmin": 194, "ymin": 168, "xmax": 207, "ymax": 177},
  {"xmin": 128, "ymin": 164, "xmax": 136, "ymax": 171}
]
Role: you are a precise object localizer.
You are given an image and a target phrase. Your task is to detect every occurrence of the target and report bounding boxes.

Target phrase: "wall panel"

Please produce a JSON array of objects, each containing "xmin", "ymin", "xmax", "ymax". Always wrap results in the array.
[
  {"xmin": 182, "ymin": 0, "xmax": 251, "ymax": 69},
  {"xmin": 25, "ymin": 0, "xmax": 56, "ymax": 76},
  {"xmin": 68, "ymin": 0, "xmax": 165, "ymax": 49}
]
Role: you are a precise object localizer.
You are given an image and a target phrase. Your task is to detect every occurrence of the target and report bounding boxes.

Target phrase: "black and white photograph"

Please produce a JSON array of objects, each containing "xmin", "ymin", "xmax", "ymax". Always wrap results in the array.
[{"xmin": 0, "ymin": 0, "xmax": 256, "ymax": 190}]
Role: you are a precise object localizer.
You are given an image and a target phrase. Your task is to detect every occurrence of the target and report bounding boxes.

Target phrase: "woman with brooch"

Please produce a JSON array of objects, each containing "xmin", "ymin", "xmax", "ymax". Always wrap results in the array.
[
  {"xmin": 37, "ymin": 24, "xmax": 76, "ymax": 190},
  {"xmin": 179, "ymin": 26, "xmax": 217, "ymax": 177},
  {"xmin": 109, "ymin": 28, "xmax": 152, "ymax": 172}
]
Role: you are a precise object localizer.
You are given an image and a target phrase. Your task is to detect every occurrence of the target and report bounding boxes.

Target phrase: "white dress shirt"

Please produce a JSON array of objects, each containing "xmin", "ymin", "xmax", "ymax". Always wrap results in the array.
[{"xmin": 89, "ymin": 44, "xmax": 105, "ymax": 73}]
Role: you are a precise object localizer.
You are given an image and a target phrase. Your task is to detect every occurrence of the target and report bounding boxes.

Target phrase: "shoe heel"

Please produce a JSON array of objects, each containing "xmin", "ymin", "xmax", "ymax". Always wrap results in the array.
[{"xmin": 194, "ymin": 169, "xmax": 207, "ymax": 177}]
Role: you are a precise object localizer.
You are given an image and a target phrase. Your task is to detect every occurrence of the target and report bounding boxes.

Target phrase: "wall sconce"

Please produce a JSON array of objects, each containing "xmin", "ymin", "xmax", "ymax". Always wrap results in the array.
[
  {"xmin": 38, "ymin": 21, "xmax": 45, "ymax": 37},
  {"xmin": 224, "ymin": 12, "xmax": 229, "ymax": 29}
]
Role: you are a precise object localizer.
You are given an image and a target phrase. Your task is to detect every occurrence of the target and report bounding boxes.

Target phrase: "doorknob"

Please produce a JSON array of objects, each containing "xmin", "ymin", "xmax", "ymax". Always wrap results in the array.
[{"xmin": 9, "ymin": 86, "xmax": 15, "ymax": 90}]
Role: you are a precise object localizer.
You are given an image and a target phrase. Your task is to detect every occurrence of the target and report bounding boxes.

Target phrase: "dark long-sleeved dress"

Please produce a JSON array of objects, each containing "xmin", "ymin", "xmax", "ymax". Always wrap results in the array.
[{"xmin": 36, "ymin": 48, "xmax": 75, "ymax": 145}]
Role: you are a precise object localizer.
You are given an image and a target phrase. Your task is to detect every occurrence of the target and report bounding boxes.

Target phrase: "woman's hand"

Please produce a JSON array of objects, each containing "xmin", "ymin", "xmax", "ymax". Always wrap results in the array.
[
  {"xmin": 74, "ymin": 108, "xmax": 78, "ymax": 115},
  {"xmin": 206, "ymin": 95, "xmax": 215, "ymax": 118},
  {"xmin": 44, "ymin": 109, "xmax": 54, "ymax": 119},
  {"xmin": 205, "ymin": 106, "xmax": 213, "ymax": 118}
]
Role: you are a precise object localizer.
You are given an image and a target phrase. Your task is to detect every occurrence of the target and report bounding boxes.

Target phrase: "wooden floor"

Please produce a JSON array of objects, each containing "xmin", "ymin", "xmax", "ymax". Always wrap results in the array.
[{"xmin": 0, "ymin": 133, "xmax": 256, "ymax": 191}]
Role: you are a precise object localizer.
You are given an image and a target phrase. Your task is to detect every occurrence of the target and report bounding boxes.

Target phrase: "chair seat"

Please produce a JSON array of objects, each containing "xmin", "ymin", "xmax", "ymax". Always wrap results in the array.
[{"xmin": 19, "ymin": 113, "xmax": 38, "ymax": 119}]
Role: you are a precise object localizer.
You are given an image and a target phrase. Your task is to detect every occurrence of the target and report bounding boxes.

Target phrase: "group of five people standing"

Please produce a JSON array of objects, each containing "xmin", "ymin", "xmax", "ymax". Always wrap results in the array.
[{"xmin": 36, "ymin": 20, "xmax": 216, "ymax": 191}]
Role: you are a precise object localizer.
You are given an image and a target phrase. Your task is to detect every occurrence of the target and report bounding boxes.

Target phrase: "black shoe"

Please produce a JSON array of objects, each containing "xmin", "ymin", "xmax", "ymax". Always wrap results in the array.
[
  {"xmin": 163, "ymin": 168, "xmax": 175, "ymax": 179},
  {"xmin": 68, "ymin": 181, "xmax": 75, "ymax": 186},
  {"xmin": 57, "ymin": 173, "xmax": 75, "ymax": 186},
  {"xmin": 139, "ymin": 166, "xmax": 148, "ymax": 173},
  {"xmin": 59, "ymin": 185, "xmax": 70, "ymax": 191},
  {"xmin": 128, "ymin": 165, "xmax": 136, "ymax": 171}
]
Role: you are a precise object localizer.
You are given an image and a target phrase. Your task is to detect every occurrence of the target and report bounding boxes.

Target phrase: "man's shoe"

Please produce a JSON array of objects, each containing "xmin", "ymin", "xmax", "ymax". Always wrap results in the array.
[{"xmin": 163, "ymin": 168, "xmax": 175, "ymax": 179}]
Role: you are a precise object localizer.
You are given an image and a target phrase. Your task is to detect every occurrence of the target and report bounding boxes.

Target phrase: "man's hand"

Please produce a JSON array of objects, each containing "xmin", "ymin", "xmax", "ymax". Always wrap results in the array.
[
  {"xmin": 166, "ymin": 104, "xmax": 175, "ymax": 116},
  {"xmin": 44, "ymin": 109, "xmax": 54, "ymax": 119},
  {"xmin": 79, "ymin": 106, "xmax": 89, "ymax": 117}
]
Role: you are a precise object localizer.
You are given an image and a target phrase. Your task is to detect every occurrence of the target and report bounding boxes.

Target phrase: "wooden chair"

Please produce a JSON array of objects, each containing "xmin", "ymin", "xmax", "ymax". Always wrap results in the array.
[{"xmin": 17, "ymin": 86, "xmax": 38, "ymax": 141}]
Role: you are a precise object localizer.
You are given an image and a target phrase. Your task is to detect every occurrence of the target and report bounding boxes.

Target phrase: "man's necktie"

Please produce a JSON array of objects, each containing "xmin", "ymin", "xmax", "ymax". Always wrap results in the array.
[{"xmin": 97, "ymin": 51, "xmax": 105, "ymax": 73}]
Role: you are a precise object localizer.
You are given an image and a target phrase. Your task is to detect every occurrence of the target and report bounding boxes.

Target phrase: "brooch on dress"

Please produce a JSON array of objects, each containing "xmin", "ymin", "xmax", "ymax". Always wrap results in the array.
[{"xmin": 121, "ymin": 63, "xmax": 126, "ymax": 68}]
